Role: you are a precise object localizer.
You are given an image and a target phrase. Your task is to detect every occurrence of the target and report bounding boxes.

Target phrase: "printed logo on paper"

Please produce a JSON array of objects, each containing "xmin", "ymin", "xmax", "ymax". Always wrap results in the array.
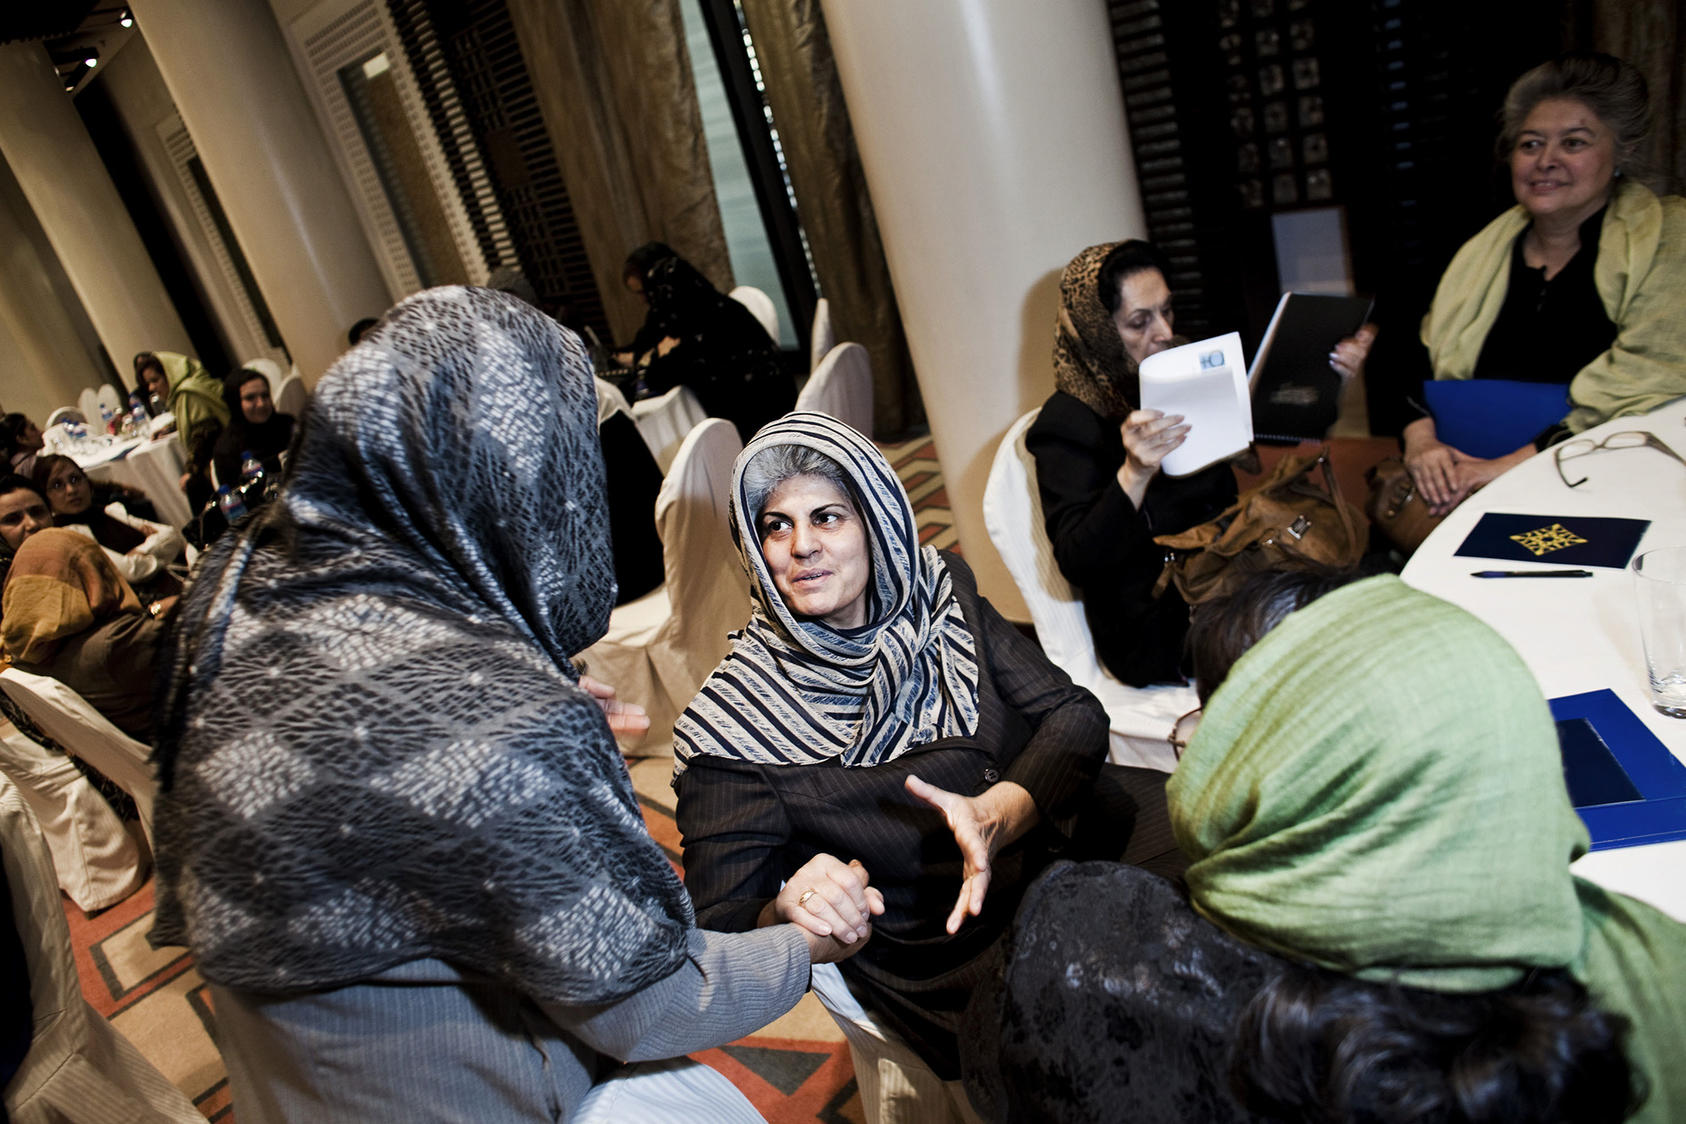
[{"xmin": 1509, "ymin": 523, "xmax": 1588, "ymax": 557}]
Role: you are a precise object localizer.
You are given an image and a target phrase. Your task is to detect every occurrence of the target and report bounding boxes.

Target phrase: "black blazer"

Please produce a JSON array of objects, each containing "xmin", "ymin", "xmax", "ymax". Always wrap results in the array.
[
  {"xmin": 1025, "ymin": 391, "xmax": 1235, "ymax": 686},
  {"xmin": 674, "ymin": 554, "xmax": 1108, "ymax": 1078}
]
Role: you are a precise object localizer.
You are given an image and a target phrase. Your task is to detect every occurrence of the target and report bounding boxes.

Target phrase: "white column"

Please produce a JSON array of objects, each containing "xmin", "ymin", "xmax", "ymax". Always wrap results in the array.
[
  {"xmin": 0, "ymin": 42, "xmax": 193, "ymax": 381},
  {"xmin": 131, "ymin": 0, "xmax": 393, "ymax": 384},
  {"xmin": 819, "ymin": 0, "xmax": 1146, "ymax": 619}
]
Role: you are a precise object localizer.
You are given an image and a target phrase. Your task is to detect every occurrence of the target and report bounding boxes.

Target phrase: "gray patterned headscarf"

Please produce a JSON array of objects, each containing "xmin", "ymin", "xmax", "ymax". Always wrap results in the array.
[
  {"xmin": 148, "ymin": 287, "xmax": 695, "ymax": 1005},
  {"xmin": 674, "ymin": 412, "xmax": 980, "ymax": 768}
]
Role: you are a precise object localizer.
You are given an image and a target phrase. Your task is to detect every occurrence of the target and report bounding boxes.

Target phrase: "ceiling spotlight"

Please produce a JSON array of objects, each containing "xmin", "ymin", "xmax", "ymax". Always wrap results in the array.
[
  {"xmin": 120, "ymin": 10, "xmax": 134, "ymax": 28},
  {"xmin": 84, "ymin": 57, "xmax": 97, "ymax": 68}
]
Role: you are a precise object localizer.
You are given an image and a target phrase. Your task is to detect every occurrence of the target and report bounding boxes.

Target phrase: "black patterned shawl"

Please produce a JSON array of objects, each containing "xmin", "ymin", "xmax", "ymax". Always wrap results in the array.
[
  {"xmin": 673, "ymin": 413, "xmax": 980, "ymax": 768},
  {"xmin": 147, "ymin": 287, "xmax": 696, "ymax": 1005}
]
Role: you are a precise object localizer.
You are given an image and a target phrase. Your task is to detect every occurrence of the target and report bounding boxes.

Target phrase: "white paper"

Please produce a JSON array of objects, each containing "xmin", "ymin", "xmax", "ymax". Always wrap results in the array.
[{"xmin": 1138, "ymin": 332, "xmax": 1252, "ymax": 477}]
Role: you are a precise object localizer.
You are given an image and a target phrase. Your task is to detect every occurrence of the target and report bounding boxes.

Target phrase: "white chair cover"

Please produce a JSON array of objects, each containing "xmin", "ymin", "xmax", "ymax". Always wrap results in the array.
[
  {"xmin": 728, "ymin": 285, "xmax": 779, "ymax": 343},
  {"xmin": 0, "ymin": 721, "xmax": 143, "ymax": 912},
  {"xmin": 809, "ymin": 297, "xmax": 835, "ymax": 374},
  {"xmin": 45, "ymin": 408, "xmax": 84, "ymax": 431},
  {"xmin": 631, "ymin": 385, "xmax": 709, "ymax": 473},
  {"xmin": 0, "ymin": 779, "xmax": 203, "ymax": 1124},
  {"xmin": 0, "ymin": 669, "xmax": 159, "ymax": 844},
  {"xmin": 795, "ymin": 342, "xmax": 874, "ymax": 436},
  {"xmin": 272, "ymin": 367, "xmax": 308, "ymax": 418},
  {"xmin": 982, "ymin": 411, "xmax": 1195, "ymax": 771},
  {"xmin": 241, "ymin": 357, "xmax": 283, "ymax": 383},
  {"xmin": 578, "ymin": 419, "xmax": 750, "ymax": 756},
  {"xmin": 77, "ymin": 390, "xmax": 103, "ymax": 431},
  {"xmin": 593, "ymin": 376, "xmax": 633, "ymax": 426}
]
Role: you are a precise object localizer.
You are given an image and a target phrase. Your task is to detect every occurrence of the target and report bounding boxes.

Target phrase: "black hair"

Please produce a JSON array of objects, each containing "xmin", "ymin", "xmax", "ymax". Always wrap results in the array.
[
  {"xmin": 1, "ymin": 414, "xmax": 30, "ymax": 454},
  {"xmin": 1097, "ymin": 240, "xmax": 1173, "ymax": 316},
  {"xmin": 1231, "ymin": 962, "xmax": 1637, "ymax": 1124},
  {"xmin": 1499, "ymin": 52, "xmax": 1650, "ymax": 174},
  {"xmin": 622, "ymin": 241, "xmax": 679, "ymax": 285},
  {"xmin": 1186, "ymin": 565, "xmax": 1361, "ymax": 704},
  {"xmin": 0, "ymin": 473, "xmax": 44, "ymax": 505},
  {"xmin": 347, "ymin": 318, "xmax": 380, "ymax": 346}
]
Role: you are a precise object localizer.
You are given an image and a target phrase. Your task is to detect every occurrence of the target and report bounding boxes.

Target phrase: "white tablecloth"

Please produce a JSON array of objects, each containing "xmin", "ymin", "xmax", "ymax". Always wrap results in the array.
[
  {"xmin": 1402, "ymin": 399, "xmax": 1686, "ymax": 921},
  {"xmin": 72, "ymin": 429, "xmax": 192, "ymax": 529}
]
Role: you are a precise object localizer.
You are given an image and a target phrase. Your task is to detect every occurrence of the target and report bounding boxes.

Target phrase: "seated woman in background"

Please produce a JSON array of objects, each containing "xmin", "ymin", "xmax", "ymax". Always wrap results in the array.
[
  {"xmin": 1028, "ymin": 241, "xmax": 1373, "ymax": 686},
  {"xmin": 964, "ymin": 573, "xmax": 1684, "ymax": 1124},
  {"xmin": 675, "ymin": 412, "xmax": 1180, "ymax": 1119},
  {"xmin": 615, "ymin": 241, "xmax": 794, "ymax": 442},
  {"xmin": 0, "ymin": 475, "xmax": 52, "ymax": 594},
  {"xmin": 134, "ymin": 350, "xmax": 229, "ymax": 512},
  {"xmin": 1, "ymin": 528, "xmax": 173, "ymax": 739},
  {"xmin": 1, "ymin": 414, "xmax": 44, "ymax": 479},
  {"xmin": 33, "ymin": 454, "xmax": 183, "ymax": 601},
  {"xmin": 211, "ymin": 367, "xmax": 296, "ymax": 488},
  {"xmin": 148, "ymin": 288, "xmax": 866, "ymax": 1123},
  {"xmin": 1402, "ymin": 52, "xmax": 1686, "ymax": 515}
]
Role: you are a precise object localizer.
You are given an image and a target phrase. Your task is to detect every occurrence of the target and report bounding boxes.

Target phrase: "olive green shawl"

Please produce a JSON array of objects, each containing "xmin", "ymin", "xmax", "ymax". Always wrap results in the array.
[
  {"xmin": 1169, "ymin": 575, "xmax": 1686, "ymax": 1121},
  {"xmin": 1421, "ymin": 180, "xmax": 1686, "ymax": 434},
  {"xmin": 157, "ymin": 351, "xmax": 229, "ymax": 462}
]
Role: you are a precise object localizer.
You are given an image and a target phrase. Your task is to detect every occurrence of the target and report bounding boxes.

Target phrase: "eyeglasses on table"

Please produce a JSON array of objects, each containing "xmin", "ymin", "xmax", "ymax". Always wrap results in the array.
[{"xmin": 1554, "ymin": 429, "xmax": 1686, "ymax": 489}]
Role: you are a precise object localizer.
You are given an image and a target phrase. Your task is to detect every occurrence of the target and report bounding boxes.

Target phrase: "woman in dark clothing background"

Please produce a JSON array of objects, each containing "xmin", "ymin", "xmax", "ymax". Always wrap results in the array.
[
  {"xmin": 1026, "ymin": 241, "xmax": 1238, "ymax": 687},
  {"xmin": 615, "ymin": 242, "xmax": 794, "ymax": 442},
  {"xmin": 211, "ymin": 368, "xmax": 296, "ymax": 488}
]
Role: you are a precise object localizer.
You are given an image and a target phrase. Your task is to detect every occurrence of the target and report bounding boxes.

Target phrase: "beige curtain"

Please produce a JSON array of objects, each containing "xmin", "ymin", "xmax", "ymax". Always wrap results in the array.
[
  {"xmin": 505, "ymin": 0, "xmax": 733, "ymax": 344},
  {"xmin": 738, "ymin": 0, "xmax": 920, "ymax": 435},
  {"xmin": 1595, "ymin": 4, "xmax": 1684, "ymax": 195}
]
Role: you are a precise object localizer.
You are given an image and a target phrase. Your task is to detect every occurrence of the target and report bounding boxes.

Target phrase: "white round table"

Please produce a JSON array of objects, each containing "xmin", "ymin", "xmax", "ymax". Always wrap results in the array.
[
  {"xmin": 71, "ymin": 425, "xmax": 192, "ymax": 529},
  {"xmin": 1402, "ymin": 399, "xmax": 1686, "ymax": 921}
]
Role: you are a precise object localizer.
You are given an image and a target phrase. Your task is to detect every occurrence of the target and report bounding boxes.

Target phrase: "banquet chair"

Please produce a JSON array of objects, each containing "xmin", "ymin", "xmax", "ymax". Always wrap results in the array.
[
  {"xmin": 272, "ymin": 366, "xmax": 308, "ymax": 418},
  {"xmin": 77, "ymin": 390, "xmax": 103, "ymax": 432},
  {"xmin": 809, "ymin": 297, "xmax": 835, "ymax": 374},
  {"xmin": 795, "ymin": 342, "xmax": 874, "ymax": 436},
  {"xmin": 631, "ymin": 385, "xmax": 709, "ymax": 473},
  {"xmin": 983, "ymin": 411, "xmax": 1196, "ymax": 772},
  {"xmin": 241, "ymin": 357, "xmax": 282, "ymax": 383},
  {"xmin": 44, "ymin": 407, "xmax": 84, "ymax": 430},
  {"xmin": 577, "ymin": 419, "xmax": 750, "ymax": 756},
  {"xmin": 0, "ymin": 779, "xmax": 203, "ymax": 1124},
  {"xmin": 0, "ymin": 715, "xmax": 144, "ymax": 912},
  {"xmin": 0, "ymin": 669, "xmax": 159, "ymax": 843},
  {"xmin": 728, "ymin": 285, "xmax": 780, "ymax": 343}
]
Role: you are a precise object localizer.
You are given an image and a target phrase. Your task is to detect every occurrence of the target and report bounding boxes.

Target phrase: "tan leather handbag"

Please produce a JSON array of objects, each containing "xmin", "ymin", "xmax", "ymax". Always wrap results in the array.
[
  {"xmin": 1154, "ymin": 449, "xmax": 1365, "ymax": 604},
  {"xmin": 1364, "ymin": 457, "xmax": 1444, "ymax": 555}
]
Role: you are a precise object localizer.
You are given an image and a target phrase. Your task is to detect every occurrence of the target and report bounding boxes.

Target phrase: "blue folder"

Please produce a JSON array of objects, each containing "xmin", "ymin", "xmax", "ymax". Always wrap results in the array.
[
  {"xmin": 1550, "ymin": 689, "xmax": 1686, "ymax": 850},
  {"xmin": 1423, "ymin": 379, "xmax": 1570, "ymax": 459}
]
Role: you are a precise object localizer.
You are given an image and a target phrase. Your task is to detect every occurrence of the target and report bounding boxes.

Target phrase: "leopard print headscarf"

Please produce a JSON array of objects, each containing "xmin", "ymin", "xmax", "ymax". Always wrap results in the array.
[{"xmin": 1052, "ymin": 242, "xmax": 1139, "ymax": 420}]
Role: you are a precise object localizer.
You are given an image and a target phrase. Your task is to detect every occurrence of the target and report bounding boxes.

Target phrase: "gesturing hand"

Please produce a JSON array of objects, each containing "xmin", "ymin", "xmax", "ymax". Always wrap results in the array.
[
  {"xmin": 905, "ymin": 774, "xmax": 1037, "ymax": 935},
  {"xmin": 578, "ymin": 675, "xmax": 652, "ymax": 738},
  {"xmin": 768, "ymin": 854, "xmax": 885, "ymax": 947}
]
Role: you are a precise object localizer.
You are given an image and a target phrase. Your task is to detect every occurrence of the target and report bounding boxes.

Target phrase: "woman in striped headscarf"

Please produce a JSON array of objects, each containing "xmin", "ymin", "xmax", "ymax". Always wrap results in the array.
[{"xmin": 674, "ymin": 412, "xmax": 1182, "ymax": 1117}]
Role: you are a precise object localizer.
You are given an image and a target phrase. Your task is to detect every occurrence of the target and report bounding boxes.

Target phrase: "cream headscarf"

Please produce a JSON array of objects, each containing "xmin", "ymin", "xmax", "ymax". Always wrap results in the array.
[{"xmin": 1421, "ymin": 179, "xmax": 1686, "ymax": 433}]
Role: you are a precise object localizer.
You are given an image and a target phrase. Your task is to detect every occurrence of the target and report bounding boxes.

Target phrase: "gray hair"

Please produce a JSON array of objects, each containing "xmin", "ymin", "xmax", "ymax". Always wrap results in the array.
[
  {"xmin": 1498, "ymin": 53, "xmax": 1650, "ymax": 174},
  {"xmin": 741, "ymin": 445, "xmax": 853, "ymax": 527}
]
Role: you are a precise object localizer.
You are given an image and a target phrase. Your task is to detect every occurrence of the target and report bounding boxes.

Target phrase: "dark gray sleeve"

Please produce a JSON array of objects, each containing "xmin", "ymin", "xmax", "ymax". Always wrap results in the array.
[{"xmin": 540, "ymin": 926, "xmax": 810, "ymax": 1063}]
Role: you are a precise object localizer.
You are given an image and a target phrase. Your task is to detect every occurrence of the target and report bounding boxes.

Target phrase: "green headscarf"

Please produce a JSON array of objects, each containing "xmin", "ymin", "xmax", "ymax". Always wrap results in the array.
[
  {"xmin": 1169, "ymin": 575, "xmax": 1686, "ymax": 1120},
  {"xmin": 153, "ymin": 352, "xmax": 228, "ymax": 460}
]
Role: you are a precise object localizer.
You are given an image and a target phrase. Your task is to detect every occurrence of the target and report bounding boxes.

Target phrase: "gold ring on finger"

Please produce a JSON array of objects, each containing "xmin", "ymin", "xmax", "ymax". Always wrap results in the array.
[{"xmin": 797, "ymin": 888, "xmax": 818, "ymax": 908}]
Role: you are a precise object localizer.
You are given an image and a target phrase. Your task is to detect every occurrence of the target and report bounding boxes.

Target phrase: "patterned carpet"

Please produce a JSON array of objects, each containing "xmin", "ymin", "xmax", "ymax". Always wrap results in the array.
[{"xmin": 53, "ymin": 431, "xmax": 949, "ymax": 1123}]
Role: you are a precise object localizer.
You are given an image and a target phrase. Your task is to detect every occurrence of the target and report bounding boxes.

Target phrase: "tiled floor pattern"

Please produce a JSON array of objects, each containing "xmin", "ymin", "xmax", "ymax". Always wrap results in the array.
[{"xmin": 60, "ymin": 431, "xmax": 950, "ymax": 1122}]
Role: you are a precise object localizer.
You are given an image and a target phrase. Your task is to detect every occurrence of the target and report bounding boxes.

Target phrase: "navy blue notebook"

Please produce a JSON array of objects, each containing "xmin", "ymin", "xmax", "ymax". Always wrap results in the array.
[
  {"xmin": 1550, "ymin": 689, "xmax": 1686, "ymax": 850},
  {"xmin": 1454, "ymin": 513, "xmax": 1650, "ymax": 569}
]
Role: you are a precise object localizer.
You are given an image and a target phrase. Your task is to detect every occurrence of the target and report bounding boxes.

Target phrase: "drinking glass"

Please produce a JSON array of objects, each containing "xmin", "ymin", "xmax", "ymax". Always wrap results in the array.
[{"xmin": 1632, "ymin": 547, "xmax": 1686, "ymax": 718}]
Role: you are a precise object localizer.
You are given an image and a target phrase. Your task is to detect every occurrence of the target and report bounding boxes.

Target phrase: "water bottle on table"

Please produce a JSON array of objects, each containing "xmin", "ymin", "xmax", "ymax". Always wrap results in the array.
[{"xmin": 216, "ymin": 484, "xmax": 247, "ymax": 524}]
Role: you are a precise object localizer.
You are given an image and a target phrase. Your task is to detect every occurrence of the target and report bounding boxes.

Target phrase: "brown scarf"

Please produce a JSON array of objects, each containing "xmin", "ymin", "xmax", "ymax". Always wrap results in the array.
[{"xmin": 1, "ymin": 528, "xmax": 141, "ymax": 664}]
